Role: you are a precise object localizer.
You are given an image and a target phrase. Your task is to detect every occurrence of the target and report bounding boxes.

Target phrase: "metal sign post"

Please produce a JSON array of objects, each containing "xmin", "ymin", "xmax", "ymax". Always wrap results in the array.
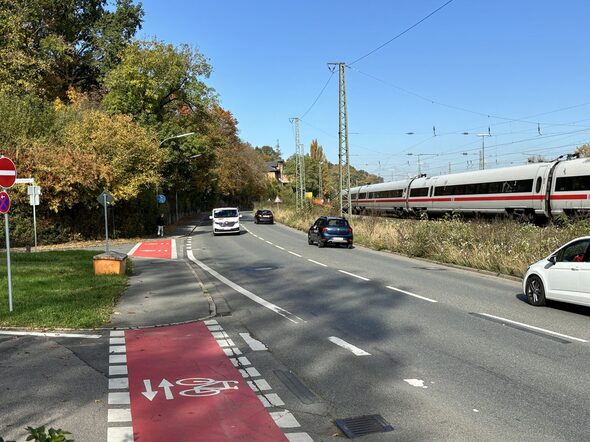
[
  {"xmin": 27, "ymin": 185, "xmax": 40, "ymax": 251},
  {"xmin": 0, "ymin": 157, "xmax": 16, "ymax": 312},
  {"xmin": 4, "ymin": 212, "xmax": 12, "ymax": 311},
  {"xmin": 97, "ymin": 191, "xmax": 114, "ymax": 254}
]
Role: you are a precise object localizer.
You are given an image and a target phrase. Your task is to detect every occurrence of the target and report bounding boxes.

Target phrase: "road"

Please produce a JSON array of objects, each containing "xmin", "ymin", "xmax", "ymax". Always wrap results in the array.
[{"xmin": 189, "ymin": 212, "xmax": 590, "ymax": 441}]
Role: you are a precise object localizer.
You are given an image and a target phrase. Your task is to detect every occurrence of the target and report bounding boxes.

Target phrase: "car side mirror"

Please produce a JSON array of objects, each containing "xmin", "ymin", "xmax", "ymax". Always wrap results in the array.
[{"xmin": 548, "ymin": 255, "xmax": 556, "ymax": 264}]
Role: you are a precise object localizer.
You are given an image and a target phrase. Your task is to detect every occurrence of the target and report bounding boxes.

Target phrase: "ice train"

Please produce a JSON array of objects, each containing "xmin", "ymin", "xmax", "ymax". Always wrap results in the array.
[{"xmin": 347, "ymin": 156, "xmax": 590, "ymax": 222}]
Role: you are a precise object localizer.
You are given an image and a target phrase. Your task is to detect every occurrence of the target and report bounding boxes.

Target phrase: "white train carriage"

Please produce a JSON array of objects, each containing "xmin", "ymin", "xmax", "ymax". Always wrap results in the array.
[{"xmin": 348, "ymin": 157, "xmax": 590, "ymax": 221}]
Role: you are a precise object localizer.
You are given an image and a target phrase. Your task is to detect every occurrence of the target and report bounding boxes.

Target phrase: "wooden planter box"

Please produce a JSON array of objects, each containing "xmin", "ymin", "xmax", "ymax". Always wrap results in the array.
[{"xmin": 93, "ymin": 252, "xmax": 127, "ymax": 275}]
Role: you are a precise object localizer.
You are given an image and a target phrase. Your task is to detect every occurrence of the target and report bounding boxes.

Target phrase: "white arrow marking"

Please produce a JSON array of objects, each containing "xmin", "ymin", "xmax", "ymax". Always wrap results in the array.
[
  {"xmin": 159, "ymin": 379, "xmax": 174, "ymax": 400},
  {"xmin": 142, "ymin": 380, "xmax": 158, "ymax": 401}
]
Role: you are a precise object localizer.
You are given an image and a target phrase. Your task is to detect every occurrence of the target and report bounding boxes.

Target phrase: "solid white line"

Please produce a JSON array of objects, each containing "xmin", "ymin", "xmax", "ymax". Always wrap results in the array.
[
  {"xmin": 266, "ymin": 240, "xmax": 274, "ymax": 245},
  {"xmin": 480, "ymin": 313, "xmax": 588, "ymax": 343},
  {"xmin": 328, "ymin": 336, "xmax": 371, "ymax": 356},
  {"xmin": 0, "ymin": 331, "xmax": 101, "ymax": 339},
  {"xmin": 308, "ymin": 259, "xmax": 328, "ymax": 267},
  {"xmin": 127, "ymin": 242, "xmax": 141, "ymax": 256},
  {"xmin": 288, "ymin": 251, "xmax": 302, "ymax": 257},
  {"xmin": 386, "ymin": 286, "xmax": 438, "ymax": 303},
  {"xmin": 338, "ymin": 270, "xmax": 370, "ymax": 281},
  {"xmin": 187, "ymin": 249, "xmax": 305, "ymax": 324},
  {"xmin": 171, "ymin": 238, "xmax": 177, "ymax": 259},
  {"xmin": 275, "ymin": 245, "xmax": 285, "ymax": 250}
]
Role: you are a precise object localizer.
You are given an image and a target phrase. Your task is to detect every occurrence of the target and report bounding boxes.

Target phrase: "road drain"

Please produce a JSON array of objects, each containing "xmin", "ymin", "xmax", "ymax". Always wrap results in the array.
[{"xmin": 335, "ymin": 414, "xmax": 394, "ymax": 438}]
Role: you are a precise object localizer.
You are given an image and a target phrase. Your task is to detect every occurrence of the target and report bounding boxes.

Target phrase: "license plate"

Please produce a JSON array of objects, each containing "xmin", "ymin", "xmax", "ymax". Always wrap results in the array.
[{"xmin": 332, "ymin": 237, "xmax": 346, "ymax": 242}]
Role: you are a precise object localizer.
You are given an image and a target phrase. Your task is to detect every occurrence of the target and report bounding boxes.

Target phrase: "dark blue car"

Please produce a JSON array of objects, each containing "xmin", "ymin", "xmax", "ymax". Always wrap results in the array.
[{"xmin": 307, "ymin": 216, "xmax": 353, "ymax": 248}]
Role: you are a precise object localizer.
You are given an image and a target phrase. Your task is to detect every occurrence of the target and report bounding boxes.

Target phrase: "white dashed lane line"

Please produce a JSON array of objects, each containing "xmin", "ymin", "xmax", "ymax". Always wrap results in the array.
[
  {"xmin": 266, "ymin": 240, "xmax": 274, "ymax": 245},
  {"xmin": 386, "ymin": 286, "xmax": 438, "ymax": 303},
  {"xmin": 288, "ymin": 251, "xmax": 302, "ymax": 258},
  {"xmin": 307, "ymin": 259, "xmax": 328, "ymax": 267},
  {"xmin": 275, "ymin": 245, "xmax": 285, "ymax": 250},
  {"xmin": 338, "ymin": 269, "xmax": 370, "ymax": 281},
  {"xmin": 328, "ymin": 336, "xmax": 371, "ymax": 356}
]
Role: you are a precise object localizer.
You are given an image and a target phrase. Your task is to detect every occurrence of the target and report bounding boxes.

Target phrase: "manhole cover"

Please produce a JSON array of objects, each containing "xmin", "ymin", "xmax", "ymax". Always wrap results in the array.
[{"xmin": 335, "ymin": 414, "xmax": 394, "ymax": 438}]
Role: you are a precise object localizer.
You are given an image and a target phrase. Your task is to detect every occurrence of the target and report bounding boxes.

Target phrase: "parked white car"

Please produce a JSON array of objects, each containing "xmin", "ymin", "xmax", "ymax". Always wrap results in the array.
[
  {"xmin": 210, "ymin": 207, "xmax": 242, "ymax": 235},
  {"xmin": 523, "ymin": 235, "xmax": 590, "ymax": 307}
]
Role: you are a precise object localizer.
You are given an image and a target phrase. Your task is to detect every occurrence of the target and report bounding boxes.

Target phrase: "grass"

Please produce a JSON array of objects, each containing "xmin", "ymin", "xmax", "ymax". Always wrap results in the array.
[
  {"xmin": 0, "ymin": 250, "xmax": 128, "ymax": 329},
  {"xmin": 272, "ymin": 206, "xmax": 590, "ymax": 278}
]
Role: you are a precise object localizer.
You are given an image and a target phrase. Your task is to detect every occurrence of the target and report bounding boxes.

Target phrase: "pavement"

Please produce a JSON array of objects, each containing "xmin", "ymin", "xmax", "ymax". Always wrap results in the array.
[{"xmin": 0, "ymin": 216, "xmax": 219, "ymax": 442}]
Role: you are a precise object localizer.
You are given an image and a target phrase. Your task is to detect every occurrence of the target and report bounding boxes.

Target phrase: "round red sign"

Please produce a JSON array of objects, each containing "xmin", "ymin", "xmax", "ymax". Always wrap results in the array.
[
  {"xmin": 0, "ymin": 191, "xmax": 10, "ymax": 214},
  {"xmin": 0, "ymin": 157, "xmax": 17, "ymax": 188}
]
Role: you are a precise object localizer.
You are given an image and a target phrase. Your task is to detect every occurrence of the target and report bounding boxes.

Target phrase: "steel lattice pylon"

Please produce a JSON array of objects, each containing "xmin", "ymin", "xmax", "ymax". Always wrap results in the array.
[{"xmin": 290, "ymin": 117, "xmax": 305, "ymax": 208}]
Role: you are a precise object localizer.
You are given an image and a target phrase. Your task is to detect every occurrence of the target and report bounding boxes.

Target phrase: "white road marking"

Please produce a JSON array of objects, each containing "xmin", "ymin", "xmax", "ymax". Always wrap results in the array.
[
  {"xmin": 207, "ymin": 325, "xmax": 223, "ymax": 331},
  {"xmin": 286, "ymin": 433, "xmax": 314, "ymax": 442},
  {"xmin": 270, "ymin": 410, "xmax": 301, "ymax": 428},
  {"xmin": 109, "ymin": 365, "xmax": 128, "ymax": 376},
  {"xmin": 223, "ymin": 347, "xmax": 243, "ymax": 356},
  {"xmin": 127, "ymin": 242, "xmax": 141, "ymax": 256},
  {"xmin": 216, "ymin": 338, "xmax": 235, "ymax": 348},
  {"xmin": 107, "ymin": 427, "xmax": 134, "ymax": 442},
  {"xmin": 110, "ymin": 330, "xmax": 125, "ymax": 337},
  {"xmin": 108, "ymin": 392, "xmax": 130, "ymax": 405},
  {"xmin": 108, "ymin": 378, "xmax": 129, "ymax": 390},
  {"xmin": 307, "ymin": 259, "xmax": 328, "ymax": 267},
  {"xmin": 187, "ymin": 249, "xmax": 305, "ymax": 324},
  {"xmin": 212, "ymin": 331, "xmax": 230, "ymax": 339},
  {"xmin": 288, "ymin": 251, "xmax": 302, "ymax": 258},
  {"xmin": 258, "ymin": 393, "xmax": 285, "ymax": 408},
  {"xmin": 479, "ymin": 313, "xmax": 588, "ymax": 343},
  {"xmin": 0, "ymin": 331, "xmax": 101, "ymax": 339},
  {"xmin": 107, "ymin": 408, "xmax": 132, "ymax": 423},
  {"xmin": 240, "ymin": 332, "xmax": 268, "ymax": 351},
  {"xmin": 404, "ymin": 378, "xmax": 428, "ymax": 389},
  {"xmin": 204, "ymin": 319, "xmax": 219, "ymax": 325},
  {"xmin": 239, "ymin": 367, "xmax": 261, "ymax": 378},
  {"xmin": 109, "ymin": 345, "xmax": 126, "ymax": 354},
  {"xmin": 266, "ymin": 240, "xmax": 274, "ymax": 245},
  {"xmin": 109, "ymin": 337, "xmax": 125, "ymax": 345},
  {"xmin": 109, "ymin": 354, "xmax": 127, "ymax": 364},
  {"xmin": 248, "ymin": 378, "xmax": 272, "ymax": 391},
  {"xmin": 338, "ymin": 270, "xmax": 369, "ymax": 281},
  {"xmin": 275, "ymin": 245, "xmax": 285, "ymax": 250},
  {"xmin": 171, "ymin": 238, "xmax": 177, "ymax": 259},
  {"xmin": 328, "ymin": 336, "xmax": 371, "ymax": 356},
  {"xmin": 386, "ymin": 286, "xmax": 438, "ymax": 303}
]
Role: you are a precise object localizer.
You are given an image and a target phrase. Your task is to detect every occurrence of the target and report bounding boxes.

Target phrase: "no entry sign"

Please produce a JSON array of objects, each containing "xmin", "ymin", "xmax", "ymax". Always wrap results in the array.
[
  {"xmin": 0, "ymin": 157, "xmax": 16, "ymax": 188},
  {"xmin": 0, "ymin": 191, "xmax": 10, "ymax": 214}
]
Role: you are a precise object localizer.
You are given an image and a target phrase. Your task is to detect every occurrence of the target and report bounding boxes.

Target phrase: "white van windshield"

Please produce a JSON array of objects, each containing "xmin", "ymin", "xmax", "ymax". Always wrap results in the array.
[{"xmin": 214, "ymin": 209, "xmax": 238, "ymax": 218}]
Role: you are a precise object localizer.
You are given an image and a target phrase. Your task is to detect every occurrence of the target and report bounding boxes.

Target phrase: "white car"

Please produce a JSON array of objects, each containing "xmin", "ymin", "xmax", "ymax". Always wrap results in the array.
[
  {"xmin": 210, "ymin": 207, "xmax": 242, "ymax": 235},
  {"xmin": 523, "ymin": 235, "xmax": 590, "ymax": 307}
]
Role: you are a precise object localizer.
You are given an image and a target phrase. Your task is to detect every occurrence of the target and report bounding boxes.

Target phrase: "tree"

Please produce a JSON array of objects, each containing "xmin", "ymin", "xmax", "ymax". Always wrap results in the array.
[
  {"xmin": 255, "ymin": 145, "xmax": 281, "ymax": 161},
  {"xmin": 576, "ymin": 143, "xmax": 590, "ymax": 157},
  {"xmin": 0, "ymin": 0, "xmax": 143, "ymax": 99},
  {"xmin": 103, "ymin": 39, "xmax": 213, "ymax": 124}
]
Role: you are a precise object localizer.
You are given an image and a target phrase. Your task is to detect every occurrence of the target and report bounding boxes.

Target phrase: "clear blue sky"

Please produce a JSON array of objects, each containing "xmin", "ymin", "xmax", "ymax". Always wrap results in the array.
[{"xmin": 138, "ymin": 0, "xmax": 590, "ymax": 180}]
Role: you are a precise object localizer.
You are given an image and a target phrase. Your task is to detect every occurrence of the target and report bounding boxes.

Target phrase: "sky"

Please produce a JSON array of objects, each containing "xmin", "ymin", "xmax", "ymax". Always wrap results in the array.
[{"xmin": 137, "ymin": 0, "xmax": 590, "ymax": 181}]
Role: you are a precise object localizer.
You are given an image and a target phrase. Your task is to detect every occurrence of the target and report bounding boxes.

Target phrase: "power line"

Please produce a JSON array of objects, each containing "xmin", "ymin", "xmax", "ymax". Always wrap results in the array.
[
  {"xmin": 299, "ymin": 70, "xmax": 335, "ymax": 120},
  {"xmin": 348, "ymin": 0, "xmax": 457, "ymax": 66}
]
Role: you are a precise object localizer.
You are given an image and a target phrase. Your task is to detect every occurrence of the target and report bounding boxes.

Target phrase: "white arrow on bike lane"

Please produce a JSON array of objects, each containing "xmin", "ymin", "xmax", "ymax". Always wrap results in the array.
[
  {"xmin": 159, "ymin": 379, "xmax": 174, "ymax": 400},
  {"xmin": 142, "ymin": 379, "xmax": 158, "ymax": 401}
]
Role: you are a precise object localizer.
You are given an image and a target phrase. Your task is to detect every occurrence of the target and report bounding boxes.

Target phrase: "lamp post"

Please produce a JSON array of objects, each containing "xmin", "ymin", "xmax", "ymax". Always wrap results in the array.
[{"xmin": 318, "ymin": 161, "xmax": 323, "ymax": 201}]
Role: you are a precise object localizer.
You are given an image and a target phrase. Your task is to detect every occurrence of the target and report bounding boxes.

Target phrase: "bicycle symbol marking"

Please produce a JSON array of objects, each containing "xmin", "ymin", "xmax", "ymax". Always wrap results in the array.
[
  {"xmin": 177, "ymin": 377, "xmax": 239, "ymax": 397},
  {"xmin": 141, "ymin": 377, "xmax": 239, "ymax": 401}
]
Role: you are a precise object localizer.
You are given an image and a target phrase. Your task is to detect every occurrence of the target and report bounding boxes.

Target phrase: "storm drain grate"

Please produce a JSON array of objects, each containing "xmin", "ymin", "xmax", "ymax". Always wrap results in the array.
[{"xmin": 335, "ymin": 414, "xmax": 394, "ymax": 438}]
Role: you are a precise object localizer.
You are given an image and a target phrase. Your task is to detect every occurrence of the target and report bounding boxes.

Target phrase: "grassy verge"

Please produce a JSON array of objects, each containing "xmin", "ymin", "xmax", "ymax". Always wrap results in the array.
[
  {"xmin": 0, "ymin": 250, "xmax": 128, "ymax": 329},
  {"xmin": 272, "ymin": 206, "xmax": 590, "ymax": 278}
]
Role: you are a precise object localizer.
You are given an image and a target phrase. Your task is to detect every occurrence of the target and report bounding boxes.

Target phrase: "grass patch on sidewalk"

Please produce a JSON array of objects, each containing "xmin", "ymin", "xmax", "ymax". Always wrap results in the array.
[{"xmin": 0, "ymin": 250, "xmax": 128, "ymax": 329}]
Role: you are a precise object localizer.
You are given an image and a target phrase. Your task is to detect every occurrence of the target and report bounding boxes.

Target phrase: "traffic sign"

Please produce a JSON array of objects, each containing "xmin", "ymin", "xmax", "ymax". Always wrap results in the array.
[
  {"xmin": 0, "ymin": 157, "xmax": 17, "ymax": 188},
  {"xmin": 157, "ymin": 194, "xmax": 166, "ymax": 204},
  {"xmin": 0, "ymin": 191, "xmax": 10, "ymax": 214},
  {"xmin": 28, "ymin": 185, "xmax": 41, "ymax": 206},
  {"xmin": 97, "ymin": 190, "xmax": 113, "ymax": 207}
]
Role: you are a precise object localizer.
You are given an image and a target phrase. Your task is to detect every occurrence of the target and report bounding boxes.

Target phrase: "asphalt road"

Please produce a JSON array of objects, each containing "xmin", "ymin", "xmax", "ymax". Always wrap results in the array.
[{"xmin": 190, "ymin": 212, "xmax": 590, "ymax": 441}]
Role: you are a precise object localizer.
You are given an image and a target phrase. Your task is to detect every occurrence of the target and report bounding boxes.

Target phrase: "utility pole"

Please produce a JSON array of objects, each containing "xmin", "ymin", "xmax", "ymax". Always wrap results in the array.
[
  {"xmin": 289, "ymin": 118, "xmax": 305, "ymax": 208},
  {"xmin": 318, "ymin": 161, "xmax": 323, "ymax": 201},
  {"xmin": 328, "ymin": 62, "xmax": 350, "ymax": 218},
  {"xmin": 477, "ymin": 133, "xmax": 491, "ymax": 170}
]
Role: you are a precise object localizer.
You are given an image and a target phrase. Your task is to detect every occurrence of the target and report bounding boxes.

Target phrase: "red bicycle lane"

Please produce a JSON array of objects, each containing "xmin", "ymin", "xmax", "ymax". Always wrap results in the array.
[
  {"xmin": 125, "ymin": 322, "xmax": 288, "ymax": 441},
  {"xmin": 129, "ymin": 240, "xmax": 173, "ymax": 259}
]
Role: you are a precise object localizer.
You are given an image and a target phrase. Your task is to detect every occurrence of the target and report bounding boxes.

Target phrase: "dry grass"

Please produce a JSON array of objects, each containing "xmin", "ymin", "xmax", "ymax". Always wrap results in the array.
[{"xmin": 272, "ymin": 206, "xmax": 590, "ymax": 277}]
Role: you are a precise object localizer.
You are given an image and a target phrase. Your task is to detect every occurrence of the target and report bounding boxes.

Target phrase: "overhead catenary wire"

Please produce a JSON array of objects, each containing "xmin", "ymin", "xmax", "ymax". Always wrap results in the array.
[{"xmin": 298, "ymin": 70, "xmax": 336, "ymax": 120}]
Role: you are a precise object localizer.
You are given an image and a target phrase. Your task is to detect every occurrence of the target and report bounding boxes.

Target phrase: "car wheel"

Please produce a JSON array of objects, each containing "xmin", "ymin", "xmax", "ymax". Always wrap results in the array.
[
  {"xmin": 525, "ymin": 275, "xmax": 547, "ymax": 306},
  {"xmin": 317, "ymin": 240, "xmax": 325, "ymax": 248},
  {"xmin": 347, "ymin": 243, "xmax": 353, "ymax": 249},
  {"xmin": 308, "ymin": 235, "xmax": 314, "ymax": 245}
]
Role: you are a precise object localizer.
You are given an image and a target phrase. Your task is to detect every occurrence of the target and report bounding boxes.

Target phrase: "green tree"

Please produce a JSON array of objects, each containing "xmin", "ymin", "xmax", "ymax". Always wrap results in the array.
[
  {"xmin": 255, "ymin": 145, "xmax": 282, "ymax": 161},
  {"xmin": 0, "ymin": 0, "xmax": 143, "ymax": 99}
]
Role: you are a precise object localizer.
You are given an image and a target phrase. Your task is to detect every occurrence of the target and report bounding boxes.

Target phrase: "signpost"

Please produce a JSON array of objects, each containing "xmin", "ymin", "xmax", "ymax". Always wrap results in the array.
[
  {"xmin": 27, "ymin": 185, "xmax": 40, "ymax": 251},
  {"xmin": 97, "ymin": 191, "xmax": 114, "ymax": 254},
  {"xmin": 0, "ymin": 156, "xmax": 16, "ymax": 312}
]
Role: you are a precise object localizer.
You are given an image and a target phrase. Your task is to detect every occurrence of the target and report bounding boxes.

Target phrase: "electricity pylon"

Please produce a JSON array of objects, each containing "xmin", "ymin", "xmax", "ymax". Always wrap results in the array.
[{"xmin": 289, "ymin": 117, "xmax": 305, "ymax": 208}]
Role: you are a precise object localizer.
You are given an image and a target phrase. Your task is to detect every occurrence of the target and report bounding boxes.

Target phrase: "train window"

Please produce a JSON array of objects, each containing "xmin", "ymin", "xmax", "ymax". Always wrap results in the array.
[
  {"xmin": 535, "ymin": 177, "xmax": 542, "ymax": 193},
  {"xmin": 410, "ymin": 187, "xmax": 429, "ymax": 197},
  {"xmin": 555, "ymin": 175, "xmax": 590, "ymax": 192}
]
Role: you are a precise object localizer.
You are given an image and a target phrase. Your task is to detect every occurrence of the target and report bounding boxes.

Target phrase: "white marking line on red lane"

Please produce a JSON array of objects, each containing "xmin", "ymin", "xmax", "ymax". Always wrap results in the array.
[
  {"xmin": 338, "ymin": 270, "xmax": 369, "ymax": 281},
  {"xmin": 307, "ymin": 259, "xmax": 327, "ymax": 267},
  {"xmin": 240, "ymin": 332, "xmax": 268, "ymax": 351},
  {"xmin": 0, "ymin": 331, "xmax": 101, "ymax": 339},
  {"xmin": 275, "ymin": 245, "xmax": 285, "ymax": 250},
  {"xmin": 328, "ymin": 336, "xmax": 371, "ymax": 356},
  {"xmin": 386, "ymin": 286, "xmax": 438, "ymax": 303},
  {"xmin": 479, "ymin": 313, "xmax": 589, "ymax": 343},
  {"xmin": 187, "ymin": 249, "xmax": 305, "ymax": 324},
  {"xmin": 288, "ymin": 251, "xmax": 302, "ymax": 257},
  {"xmin": 171, "ymin": 238, "xmax": 177, "ymax": 259},
  {"xmin": 128, "ymin": 242, "xmax": 141, "ymax": 256}
]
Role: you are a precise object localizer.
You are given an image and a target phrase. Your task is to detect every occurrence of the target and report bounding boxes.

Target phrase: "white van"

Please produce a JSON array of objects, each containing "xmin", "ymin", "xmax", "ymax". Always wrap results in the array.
[{"xmin": 210, "ymin": 207, "xmax": 242, "ymax": 235}]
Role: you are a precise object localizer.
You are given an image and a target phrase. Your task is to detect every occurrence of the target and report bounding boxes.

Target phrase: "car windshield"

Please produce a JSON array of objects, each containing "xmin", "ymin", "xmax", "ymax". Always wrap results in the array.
[
  {"xmin": 327, "ymin": 219, "xmax": 348, "ymax": 227},
  {"xmin": 259, "ymin": 210, "xmax": 272, "ymax": 215},
  {"xmin": 214, "ymin": 209, "xmax": 238, "ymax": 218}
]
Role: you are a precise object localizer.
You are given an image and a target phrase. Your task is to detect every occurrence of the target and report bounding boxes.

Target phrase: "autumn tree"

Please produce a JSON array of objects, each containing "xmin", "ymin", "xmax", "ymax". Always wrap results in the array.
[{"xmin": 576, "ymin": 143, "xmax": 590, "ymax": 157}]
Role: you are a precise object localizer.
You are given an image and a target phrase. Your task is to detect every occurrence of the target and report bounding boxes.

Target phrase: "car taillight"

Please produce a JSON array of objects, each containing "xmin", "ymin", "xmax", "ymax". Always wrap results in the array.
[
  {"xmin": 348, "ymin": 227, "xmax": 353, "ymax": 234},
  {"xmin": 321, "ymin": 227, "xmax": 327, "ymax": 233}
]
